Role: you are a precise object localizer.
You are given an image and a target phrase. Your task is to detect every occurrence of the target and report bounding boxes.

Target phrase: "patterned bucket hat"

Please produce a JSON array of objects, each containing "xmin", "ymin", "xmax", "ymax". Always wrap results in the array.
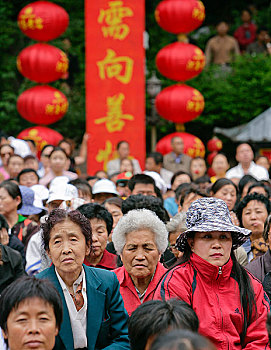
[{"xmin": 176, "ymin": 197, "xmax": 251, "ymax": 252}]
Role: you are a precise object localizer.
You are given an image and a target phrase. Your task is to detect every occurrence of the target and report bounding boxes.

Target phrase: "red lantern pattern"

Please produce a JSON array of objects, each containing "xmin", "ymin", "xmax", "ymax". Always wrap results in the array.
[
  {"xmin": 17, "ymin": 85, "xmax": 68, "ymax": 125},
  {"xmin": 155, "ymin": 85, "xmax": 204, "ymax": 123},
  {"xmin": 156, "ymin": 132, "xmax": 205, "ymax": 158},
  {"xmin": 17, "ymin": 126, "xmax": 63, "ymax": 156},
  {"xmin": 207, "ymin": 151, "xmax": 218, "ymax": 166},
  {"xmin": 207, "ymin": 137, "xmax": 223, "ymax": 152},
  {"xmin": 155, "ymin": 0, "xmax": 205, "ymax": 34},
  {"xmin": 18, "ymin": 1, "xmax": 69, "ymax": 41},
  {"xmin": 17, "ymin": 43, "xmax": 68, "ymax": 83},
  {"xmin": 156, "ymin": 42, "xmax": 205, "ymax": 81}
]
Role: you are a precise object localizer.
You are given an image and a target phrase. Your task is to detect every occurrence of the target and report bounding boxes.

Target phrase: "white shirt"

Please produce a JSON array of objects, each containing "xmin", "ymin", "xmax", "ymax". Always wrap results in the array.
[
  {"xmin": 226, "ymin": 161, "xmax": 269, "ymax": 181},
  {"xmin": 56, "ymin": 268, "xmax": 88, "ymax": 349}
]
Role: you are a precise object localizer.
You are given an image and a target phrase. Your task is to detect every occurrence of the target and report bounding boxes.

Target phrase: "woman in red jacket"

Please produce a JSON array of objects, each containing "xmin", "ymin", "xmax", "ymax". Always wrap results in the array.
[{"xmin": 154, "ymin": 197, "xmax": 270, "ymax": 350}]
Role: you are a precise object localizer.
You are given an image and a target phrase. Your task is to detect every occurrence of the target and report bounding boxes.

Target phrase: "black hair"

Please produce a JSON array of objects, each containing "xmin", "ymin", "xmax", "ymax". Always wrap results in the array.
[
  {"xmin": 171, "ymin": 171, "xmax": 192, "ymax": 187},
  {"xmin": 42, "ymin": 209, "xmax": 92, "ymax": 251},
  {"xmin": 146, "ymin": 152, "xmax": 163, "ymax": 165},
  {"xmin": 0, "ymin": 213, "xmax": 9, "ymax": 231},
  {"xmin": 69, "ymin": 178, "xmax": 92, "ymax": 197},
  {"xmin": 0, "ymin": 180, "xmax": 22, "ymax": 210},
  {"xmin": 103, "ymin": 196, "xmax": 123, "ymax": 209},
  {"xmin": 175, "ymin": 183, "xmax": 191, "ymax": 202},
  {"xmin": 257, "ymin": 27, "xmax": 269, "ymax": 35},
  {"xmin": 49, "ymin": 146, "xmax": 68, "ymax": 158},
  {"xmin": 247, "ymin": 181, "xmax": 271, "ymax": 198},
  {"xmin": 238, "ymin": 175, "xmax": 257, "ymax": 196},
  {"xmin": 0, "ymin": 276, "xmax": 63, "ymax": 333},
  {"xmin": 25, "ymin": 139, "xmax": 36, "ymax": 148},
  {"xmin": 178, "ymin": 184, "xmax": 208, "ymax": 207},
  {"xmin": 122, "ymin": 194, "xmax": 169, "ymax": 223},
  {"xmin": 86, "ymin": 175, "xmax": 98, "ymax": 181},
  {"xmin": 236, "ymin": 192, "xmax": 271, "ymax": 227},
  {"xmin": 129, "ymin": 300, "xmax": 199, "ymax": 350},
  {"xmin": 128, "ymin": 174, "xmax": 156, "ymax": 191},
  {"xmin": 210, "ymin": 178, "xmax": 238, "ymax": 195},
  {"xmin": 263, "ymin": 214, "xmax": 271, "ymax": 242},
  {"xmin": 117, "ymin": 140, "xmax": 129, "ymax": 150},
  {"xmin": 40, "ymin": 144, "xmax": 54, "ymax": 155},
  {"xmin": 17, "ymin": 168, "xmax": 39, "ymax": 182},
  {"xmin": 0, "ymin": 144, "xmax": 14, "ymax": 153},
  {"xmin": 77, "ymin": 203, "xmax": 113, "ymax": 235},
  {"xmin": 150, "ymin": 329, "xmax": 214, "ymax": 350},
  {"xmin": 193, "ymin": 175, "xmax": 211, "ymax": 185}
]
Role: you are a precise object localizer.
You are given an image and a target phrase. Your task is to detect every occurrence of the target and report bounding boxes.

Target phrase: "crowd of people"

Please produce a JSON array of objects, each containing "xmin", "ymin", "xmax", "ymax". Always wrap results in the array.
[{"xmin": 1, "ymin": 130, "xmax": 271, "ymax": 350}]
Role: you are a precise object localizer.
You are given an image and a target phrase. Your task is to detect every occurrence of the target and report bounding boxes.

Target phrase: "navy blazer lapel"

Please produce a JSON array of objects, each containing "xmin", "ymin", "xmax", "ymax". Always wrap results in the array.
[
  {"xmin": 46, "ymin": 266, "xmax": 74, "ymax": 350},
  {"xmin": 84, "ymin": 266, "xmax": 106, "ymax": 349}
]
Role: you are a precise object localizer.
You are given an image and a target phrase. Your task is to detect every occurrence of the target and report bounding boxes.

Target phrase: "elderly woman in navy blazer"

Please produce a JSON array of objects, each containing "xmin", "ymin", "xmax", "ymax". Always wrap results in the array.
[{"xmin": 37, "ymin": 208, "xmax": 129, "ymax": 350}]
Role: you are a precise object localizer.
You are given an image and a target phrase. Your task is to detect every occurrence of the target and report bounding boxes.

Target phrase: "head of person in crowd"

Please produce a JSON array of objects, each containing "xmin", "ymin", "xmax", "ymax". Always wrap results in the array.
[
  {"xmin": 77, "ymin": 203, "xmax": 113, "ymax": 267},
  {"xmin": 58, "ymin": 138, "xmax": 75, "ymax": 157},
  {"xmin": 129, "ymin": 299, "xmax": 199, "ymax": 350},
  {"xmin": 150, "ymin": 329, "xmax": 216, "ymax": 350},
  {"xmin": 46, "ymin": 182, "xmax": 78, "ymax": 213},
  {"xmin": 69, "ymin": 178, "xmax": 92, "ymax": 203},
  {"xmin": 23, "ymin": 155, "xmax": 39, "ymax": 172},
  {"xmin": 40, "ymin": 144, "xmax": 54, "ymax": 170},
  {"xmin": 116, "ymin": 172, "xmax": 132, "ymax": 198},
  {"xmin": 170, "ymin": 136, "xmax": 184, "ymax": 156},
  {"xmin": 48, "ymin": 147, "xmax": 69, "ymax": 175},
  {"xmin": 241, "ymin": 8, "xmax": 252, "ymax": 24},
  {"xmin": 18, "ymin": 168, "xmax": 39, "ymax": 188},
  {"xmin": 256, "ymin": 27, "xmax": 270, "ymax": 45},
  {"xmin": 238, "ymin": 174, "xmax": 257, "ymax": 199},
  {"xmin": 210, "ymin": 178, "xmax": 238, "ymax": 211},
  {"xmin": 166, "ymin": 212, "xmax": 186, "ymax": 260},
  {"xmin": 171, "ymin": 171, "xmax": 192, "ymax": 191},
  {"xmin": 145, "ymin": 152, "xmax": 164, "ymax": 174},
  {"xmin": 193, "ymin": 175, "xmax": 211, "ymax": 192},
  {"xmin": 144, "ymin": 171, "xmax": 168, "ymax": 196},
  {"xmin": 86, "ymin": 175, "xmax": 99, "ymax": 188},
  {"xmin": 0, "ymin": 213, "xmax": 10, "ymax": 245},
  {"xmin": 104, "ymin": 197, "xmax": 123, "ymax": 234},
  {"xmin": 25, "ymin": 139, "xmax": 37, "ymax": 156},
  {"xmin": 255, "ymin": 155, "xmax": 270, "ymax": 171},
  {"xmin": 122, "ymin": 194, "xmax": 169, "ymax": 223},
  {"xmin": 128, "ymin": 174, "xmax": 157, "ymax": 197},
  {"xmin": 92, "ymin": 179, "xmax": 119, "ymax": 203},
  {"xmin": 109, "ymin": 171, "xmax": 121, "ymax": 184},
  {"xmin": 0, "ymin": 144, "xmax": 14, "ymax": 168},
  {"xmin": 216, "ymin": 21, "xmax": 229, "ymax": 37},
  {"xmin": 18, "ymin": 185, "xmax": 44, "ymax": 222},
  {"xmin": 247, "ymin": 181, "xmax": 271, "ymax": 198},
  {"xmin": 0, "ymin": 276, "xmax": 62, "ymax": 350},
  {"xmin": 190, "ymin": 157, "xmax": 207, "ymax": 181},
  {"xmin": 177, "ymin": 184, "xmax": 208, "ymax": 212},
  {"xmin": 0, "ymin": 180, "xmax": 22, "ymax": 224},
  {"xmin": 236, "ymin": 143, "xmax": 254, "ymax": 168},
  {"xmin": 120, "ymin": 158, "xmax": 134, "ymax": 174},
  {"xmin": 116, "ymin": 140, "xmax": 130, "ymax": 160},
  {"xmin": 7, "ymin": 154, "xmax": 24, "ymax": 179},
  {"xmin": 95, "ymin": 170, "xmax": 108, "ymax": 179},
  {"xmin": 236, "ymin": 192, "xmax": 271, "ymax": 240},
  {"xmin": 211, "ymin": 153, "xmax": 230, "ymax": 179}
]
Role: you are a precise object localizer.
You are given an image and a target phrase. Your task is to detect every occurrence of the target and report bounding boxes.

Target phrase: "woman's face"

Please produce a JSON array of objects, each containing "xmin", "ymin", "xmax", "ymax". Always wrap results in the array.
[
  {"xmin": 40, "ymin": 147, "xmax": 54, "ymax": 168},
  {"xmin": 59, "ymin": 142, "xmax": 72, "ymax": 157},
  {"xmin": 47, "ymin": 219, "xmax": 90, "ymax": 282},
  {"xmin": 104, "ymin": 203, "xmax": 123, "ymax": 229},
  {"xmin": 188, "ymin": 231, "xmax": 232, "ymax": 267},
  {"xmin": 213, "ymin": 184, "xmax": 237, "ymax": 211},
  {"xmin": 3, "ymin": 297, "xmax": 58, "ymax": 350},
  {"xmin": 212, "ymin": 154, "xmax": 229, "ymax": 176},
  {"xmin": 88, "ymin": 218, "xmax": 108, "ymax": 260},
  {"xmin": 49, "ymin": 150, "xmax": 67, "ymax": 173},
  {"xmin": 0, "ymin": 187, "xmax": 21, "ymax": 216},
  {"xmin": 121, "ymin": 229, "xmax": 160, "ymax": 279},
  {"xmin": 120, "ymin": 159, "xmax": 133, "ymax": 173},
  {"xmin": 190, "ymin": 159, "xmax": 206, "ymax": 179},
  {"xmin": 256, "ymin": 156, "xmax": 270, "ymax": 171},
  {"xmin": 242, "ymin": 200, "xmax": 268, "ymax": 235},
  {"xmin": 0, "ymin": 145, "xmax": 14, "ymax": 166},
  {"xmin": 172, "ymin": 174, "xmax": 191, "ymax": 191}
]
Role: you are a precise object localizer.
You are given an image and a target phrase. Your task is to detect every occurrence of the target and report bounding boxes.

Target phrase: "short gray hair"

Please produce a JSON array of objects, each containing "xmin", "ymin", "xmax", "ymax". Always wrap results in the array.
[
  {"xmin": 112, "ymin": 209, "xmax": 168, "ymax": 255},
  {"xmin": 166, "ymin": 212, "xmax": 187, "ymax": 235}
]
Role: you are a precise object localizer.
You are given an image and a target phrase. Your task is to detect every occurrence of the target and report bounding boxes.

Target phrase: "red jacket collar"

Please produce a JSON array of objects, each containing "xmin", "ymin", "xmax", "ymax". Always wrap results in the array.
[{"xmin": 84, "ymin": 249, "xmax": 118, "ymax": 270}]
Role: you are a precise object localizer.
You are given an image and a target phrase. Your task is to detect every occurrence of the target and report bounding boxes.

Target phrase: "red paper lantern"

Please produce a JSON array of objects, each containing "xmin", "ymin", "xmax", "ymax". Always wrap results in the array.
[
  {"xmin": 155, "ymin": 85, "xmax": 204, "ymax": 123},
  {"xmin": 156, "ymin": 42, "xmax": 205, "ymax": 81},
  {"xmin": 155, "ymin": 0, "xmax": 205, "ymax": 34},
  {"xmin": 207, "ymin": 151, "xmax": 218, "ymax": 166},
  {"xmin": 18, "ymin": 1, "xmax": 69, "ymax": 41},
  {"xmin": 17, "ymin": 126, "xmax": 63, "ymax": 155},
  {"xmin": 17, "ymin": 43, "xmax": 68, "ymax": 83},
  {"xmin": 207, "ymin": 167, "xmax": 216, "ymax": 177},
  {"xmin": 156, "ymin": 132, "xmax": 205, "ymax": 158},
  {"xmin": 17, "ymin": 85, "xmax": 68, "ymax": 125},
  {"xmin": 207, "ymin": 137, "xmax": 223, "ymax": 152}
]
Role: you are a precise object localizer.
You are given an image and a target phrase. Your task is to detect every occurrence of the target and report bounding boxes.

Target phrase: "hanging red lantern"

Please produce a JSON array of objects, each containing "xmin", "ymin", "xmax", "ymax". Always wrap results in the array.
[
  {"xmin": 17, "ymin": 43, "xmax": 68, "ymax": 83},
  {"xmin": 17, "ymin": 85, "xmax": 68, "ymax": 125},
  {"xmin": 207, "ymin": 137, "xmax": 223, "ymax": 152},
  {"xmin": 207, "ymin": 151, "xmax": 218, "ymax": 166},
  {"xmin": 18, "ymin": 1, "xmax": 69, "ymax": 41},
  {"xmin": 155, "ymin": 0, "xmax": 205, "ymax": 34},
  {"xmin": 156, "ymin": 132, "xmax": 205, "ymax": 158},
  {"xmin": 17, "ymin": 126, "xmax": 63, "ymax": 155},
  {"xmin": 155, "ymin": 85, "xmax": 204, "ymax": 123},
  {"xmin": 156, "ymin": 42, "xmax": 205, "ymax": 81},
  {"xmin": 207, "ymin": 167, "xmax": 216, "ymax": 177}
]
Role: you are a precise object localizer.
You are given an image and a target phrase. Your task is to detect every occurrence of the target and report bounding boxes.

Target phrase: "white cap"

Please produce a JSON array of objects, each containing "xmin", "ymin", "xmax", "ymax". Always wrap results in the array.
[
  {"xmin": 92, "ymin": 179, "xmax": 119, "ymax": 195},
  {"xmin": 31, "ymin": 184, "xmax": 49, "ymax": 210},
  {"xmin": 47, "ymin": 184, "xmax": 78, "ymax": 204},
  {"xmin": 49, "ymin": 176, "xmax": 70, "ymax": 190}
]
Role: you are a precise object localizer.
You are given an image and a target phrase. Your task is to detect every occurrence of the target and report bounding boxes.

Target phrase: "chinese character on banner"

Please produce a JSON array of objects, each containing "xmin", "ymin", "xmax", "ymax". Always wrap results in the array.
[
  {"xmin": 96, "ymin": 140, "xmax": 114, "ymax": 170},
  {"xmin": 97, "ymin": 49, "xmax": 134, "ymax": 84},
  {"xmin": 95, "ymin": 93, "xmax": 134, "ymax": 133},
  {"xmin": 98, "ymin": 1, "xmax": 133, "ymax": 40}
]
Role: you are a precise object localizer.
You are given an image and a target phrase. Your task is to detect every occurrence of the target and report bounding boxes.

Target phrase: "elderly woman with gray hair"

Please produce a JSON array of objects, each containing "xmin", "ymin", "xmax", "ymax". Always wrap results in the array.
[{"xmin": 112, "ymin": 209, "xmax": 168, "ymax": 316}]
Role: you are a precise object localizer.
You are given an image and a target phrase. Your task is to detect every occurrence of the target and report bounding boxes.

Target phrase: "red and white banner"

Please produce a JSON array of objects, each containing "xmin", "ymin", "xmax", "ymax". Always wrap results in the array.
[{"xmin": 85, "ymin": 0, "xmax": 145, "ymax": 174}]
